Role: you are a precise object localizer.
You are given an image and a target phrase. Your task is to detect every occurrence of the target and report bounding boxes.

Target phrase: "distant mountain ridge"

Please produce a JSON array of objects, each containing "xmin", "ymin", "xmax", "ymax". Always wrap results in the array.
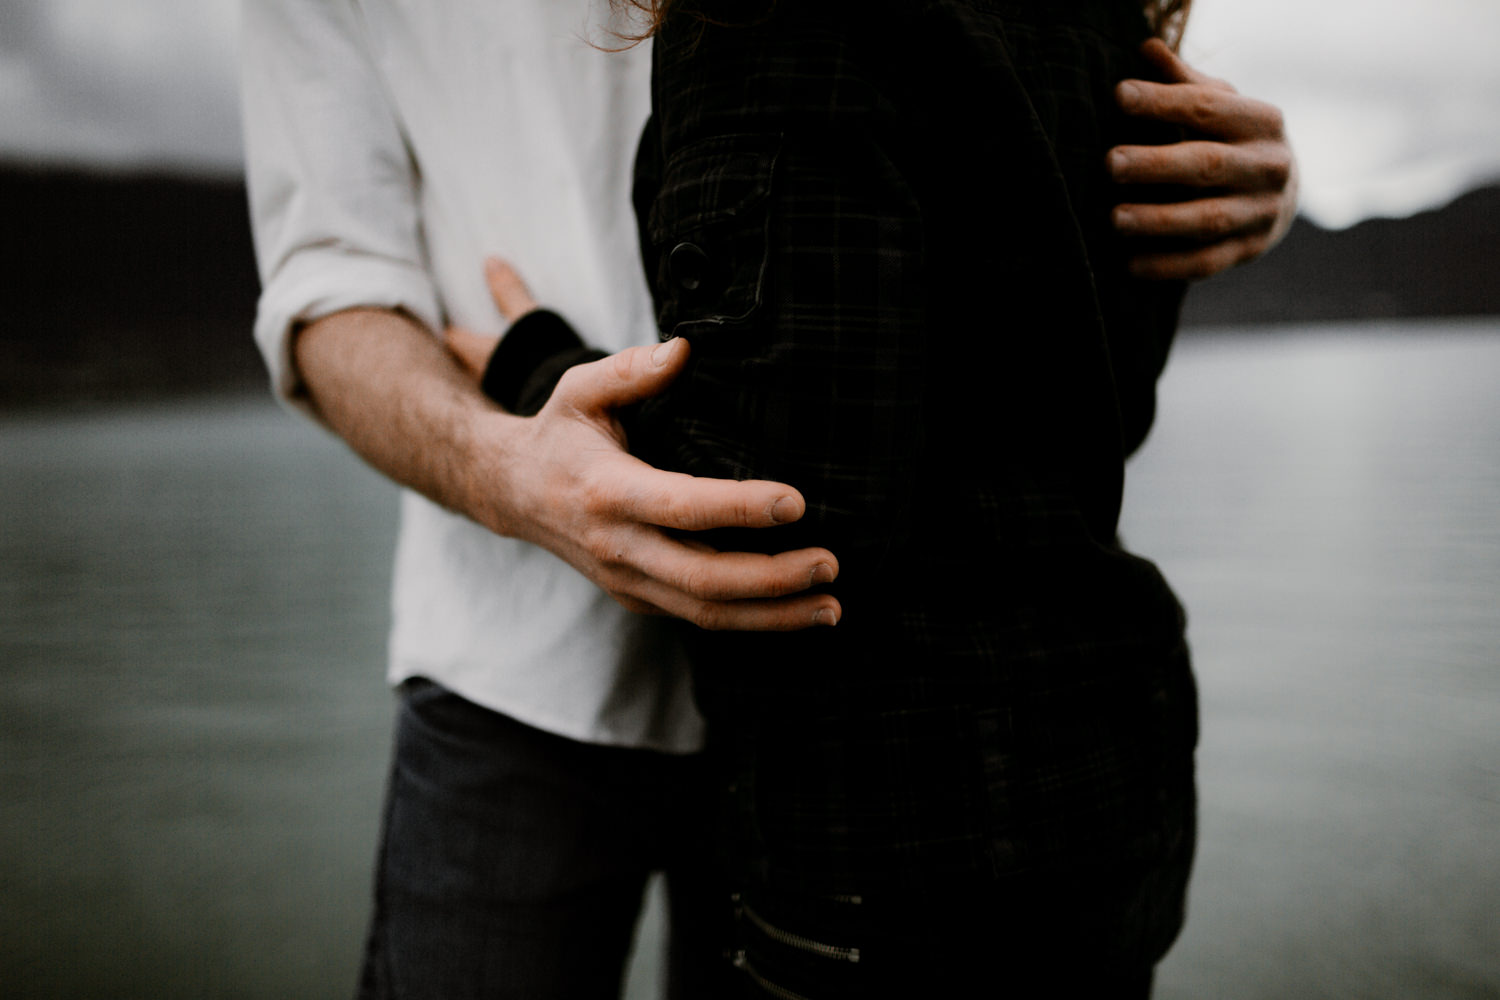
[
  {"xmin": 1, "ymin": 164, "xmax": 1496, "ymax": 405},
  {"xmin": 2, "ymin": 166, "xmax": 263, "ymax": 406},
  {"xmin": 1181, "ymin": 182, "xmax": 1500, "ymax": 326}
]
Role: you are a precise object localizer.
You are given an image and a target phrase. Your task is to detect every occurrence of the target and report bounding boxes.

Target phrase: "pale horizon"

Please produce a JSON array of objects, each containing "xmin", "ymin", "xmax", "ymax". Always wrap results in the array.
[{"xmin": 1, "ymin": 0, "xmax": 1498, "ymax": 228}]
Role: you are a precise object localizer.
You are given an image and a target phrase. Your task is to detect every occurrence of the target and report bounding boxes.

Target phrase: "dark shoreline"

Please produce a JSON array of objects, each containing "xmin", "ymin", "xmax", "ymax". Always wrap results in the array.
[{"xmin": 4, "ymin": 163, "xmax": 1498, "ymax": 409}]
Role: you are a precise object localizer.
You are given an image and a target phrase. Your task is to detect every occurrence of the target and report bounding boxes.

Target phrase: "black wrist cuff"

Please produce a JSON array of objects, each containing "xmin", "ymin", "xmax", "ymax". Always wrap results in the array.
[{"xmin": 479, "ymin": 309, "xmax": 603, "ymax": 416}]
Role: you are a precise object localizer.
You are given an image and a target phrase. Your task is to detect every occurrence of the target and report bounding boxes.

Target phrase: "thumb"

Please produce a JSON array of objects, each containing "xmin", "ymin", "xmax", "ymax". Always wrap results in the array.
[{"xmin": 552, "ymin": 336, "xmax": 689, "ymax": 413}]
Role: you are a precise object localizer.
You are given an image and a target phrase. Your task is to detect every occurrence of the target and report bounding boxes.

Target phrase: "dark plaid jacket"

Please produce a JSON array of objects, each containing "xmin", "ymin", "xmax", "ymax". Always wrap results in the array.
[
  {"xmin": 494, "ymin": 0, "xmax": 1200, "ymax": 970},
  {"xmin": 631, "ymin": 0, "xmax": 1199, "ymax": 967}
]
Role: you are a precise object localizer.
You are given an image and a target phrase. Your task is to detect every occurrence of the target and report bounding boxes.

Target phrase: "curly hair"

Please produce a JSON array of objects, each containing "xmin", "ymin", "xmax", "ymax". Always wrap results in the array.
[
  {"xmin": 1144, "ymin": 0, "xmax": 1192, "ymax": 50},
  {"xmin": 612, "ymin": 0, "xmax": 1192, "ymax": 49}
]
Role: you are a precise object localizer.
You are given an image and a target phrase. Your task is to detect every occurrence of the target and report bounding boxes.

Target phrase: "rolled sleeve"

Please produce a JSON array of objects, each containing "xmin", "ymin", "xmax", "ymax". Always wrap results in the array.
[
  {"xmin": 252, "ymin": 248, "xmax": 441, "ymax": 415},
  {"xmin": 241, "ymin": 0, "xmax": 440, "ymax": 417}
]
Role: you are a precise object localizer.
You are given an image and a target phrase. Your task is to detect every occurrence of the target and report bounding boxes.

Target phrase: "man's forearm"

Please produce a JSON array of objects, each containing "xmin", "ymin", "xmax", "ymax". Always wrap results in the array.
[
  {"xmin": 294, "ymin": 307, "xmax": 521, "ymax": 535},
  {"xmin": 292, "ymin": 306, "xmax": 842, "ymax": 630}
]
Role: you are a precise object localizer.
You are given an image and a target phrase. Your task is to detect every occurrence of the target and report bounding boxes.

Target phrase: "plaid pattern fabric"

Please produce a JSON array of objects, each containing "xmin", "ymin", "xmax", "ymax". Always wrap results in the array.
[{"xmin": 631, "ymin": 0, "xmax": 1199, "ymax": 972}]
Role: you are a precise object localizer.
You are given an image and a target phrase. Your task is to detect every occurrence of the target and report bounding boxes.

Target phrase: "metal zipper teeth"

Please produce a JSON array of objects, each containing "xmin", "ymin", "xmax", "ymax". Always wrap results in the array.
[
  {"xmin": 738, "ymin": 900, "xmax": 862, "ymax": 964},
  {"xmin": 733, "ymin": 950, "xmax": 818, "ymax": 1000}
]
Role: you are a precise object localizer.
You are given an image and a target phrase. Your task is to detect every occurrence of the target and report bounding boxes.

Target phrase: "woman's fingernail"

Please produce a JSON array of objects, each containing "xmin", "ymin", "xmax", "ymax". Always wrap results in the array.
[
  {"xmin": 651, "ymin": 339, "xmax": 676, "ymax": 365},
  {"xmin": 1117, "ymin": 81, "xmax": 1141, "ymax": 108}
]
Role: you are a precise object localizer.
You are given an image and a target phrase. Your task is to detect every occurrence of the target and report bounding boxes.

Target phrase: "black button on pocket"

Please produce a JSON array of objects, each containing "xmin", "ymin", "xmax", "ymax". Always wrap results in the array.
[
  {"xmin": 668, "ymin": 241, "xmax": 711, "ymax": 292},
  {"xmin": 644, "ymin": 132, "xmax": 781, "ymax": 339}
]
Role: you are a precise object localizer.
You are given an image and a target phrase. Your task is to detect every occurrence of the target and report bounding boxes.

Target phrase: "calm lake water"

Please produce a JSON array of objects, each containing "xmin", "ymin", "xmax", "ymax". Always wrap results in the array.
[{"xmin": 2, "ymin": 319, "xmax": 1497, "ymax": 999}]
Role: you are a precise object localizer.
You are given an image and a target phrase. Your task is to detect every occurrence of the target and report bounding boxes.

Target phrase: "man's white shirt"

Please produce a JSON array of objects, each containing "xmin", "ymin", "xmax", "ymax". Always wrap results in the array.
[{"xmin": 242, "ymin": 0, "xmax": 703, "ymax": 752}]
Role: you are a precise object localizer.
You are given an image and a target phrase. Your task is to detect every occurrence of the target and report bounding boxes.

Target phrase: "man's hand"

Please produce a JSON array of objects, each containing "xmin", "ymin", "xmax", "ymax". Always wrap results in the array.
[
  {"xmin": 446, "ymin": 256, "xmax": 840, "ymax": 630},
  {"xmin": 297, "ymin": 266, "xmax": 841, "ymax": 632},
  {"xmin": 483, "ymin": 335, "xmax": 842, "ymax": 630},
  {"xmin": 1108, "ymin": 37, "xmax": 1298, "ymax": 280}
]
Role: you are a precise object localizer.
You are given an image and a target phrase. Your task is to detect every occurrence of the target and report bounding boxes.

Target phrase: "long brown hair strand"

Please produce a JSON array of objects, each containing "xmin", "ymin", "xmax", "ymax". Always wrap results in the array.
[{"xmin": 611, "ymin": 0, "xmax": 1191, "ymax": 48}]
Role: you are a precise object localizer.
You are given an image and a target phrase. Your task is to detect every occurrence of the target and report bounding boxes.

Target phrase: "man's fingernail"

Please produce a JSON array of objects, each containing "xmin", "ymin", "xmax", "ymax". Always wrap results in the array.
[
  {"xmin": 651, "ymin": 339, "xmax": 675, "ymax": 366},
  {"xmin": 1117, "ymin": 81, "xmax": 1141, "ymax": 108},
  {"xmin": 1108, "ymin": 148, "xmax": 1129, "ymax": 174},
  {"xmin": 1113, "ymin": 205, "xmax": 1134, "ymax": 229},
  {"xmin": 810, "ymin": 562, "xmax": 835, "ymax": 586},
  {"xmin": 769, "ymin": 496, "xmax": 798, "ymax": 523},
  {"xmin": 813, "ymin": 607, "xmax": 838, "ymax": 627}
]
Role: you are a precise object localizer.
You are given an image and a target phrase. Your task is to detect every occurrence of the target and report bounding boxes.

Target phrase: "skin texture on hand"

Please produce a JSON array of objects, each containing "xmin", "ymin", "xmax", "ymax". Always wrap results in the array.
[
  {"xmin": 1109, "ymin": 38, "xmax": 1299, "ymax": 280},
  {"xmin": 297, "ymin": 299, "xmax": 841, "ymax": 631},
  {"xmin": 490, "ymin": 335, "xmax": 842, "ymax": 630}
]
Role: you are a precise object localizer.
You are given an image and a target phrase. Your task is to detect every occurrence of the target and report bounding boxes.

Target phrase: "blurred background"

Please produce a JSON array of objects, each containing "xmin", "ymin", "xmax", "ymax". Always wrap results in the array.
[{"xmin": 1, "ymin": 1, "xmax": 1496, "ymax": 997}]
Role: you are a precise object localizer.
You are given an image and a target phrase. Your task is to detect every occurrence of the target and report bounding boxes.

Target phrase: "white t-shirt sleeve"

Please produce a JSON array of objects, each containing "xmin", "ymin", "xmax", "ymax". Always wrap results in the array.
[{"xmin": 240, "ymin": 0, "xmax": 442, "ymax": 417}]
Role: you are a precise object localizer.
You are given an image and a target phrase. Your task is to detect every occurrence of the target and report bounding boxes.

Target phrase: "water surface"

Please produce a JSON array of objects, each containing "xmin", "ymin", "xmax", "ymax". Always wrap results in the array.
[{"xmin": 2, "ymin": 320, "xmax": 1496, "ymax": 998}]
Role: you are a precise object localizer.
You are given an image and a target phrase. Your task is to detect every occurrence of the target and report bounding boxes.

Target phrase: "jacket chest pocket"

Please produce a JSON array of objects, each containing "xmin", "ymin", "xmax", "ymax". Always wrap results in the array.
[{"xmin": 643, "ymin": 132, "xmax": 782, "ymax": 344}]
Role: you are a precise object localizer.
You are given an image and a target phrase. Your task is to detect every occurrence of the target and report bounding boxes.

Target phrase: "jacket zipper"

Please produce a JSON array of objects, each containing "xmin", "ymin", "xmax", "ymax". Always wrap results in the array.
[
  {"xmin": 732, "ymin": 950, "xmax": 817, "ymax": 1000},
  {"xmin": 734, "ymin": 895, "xmax": 862, "ymax": 964}
]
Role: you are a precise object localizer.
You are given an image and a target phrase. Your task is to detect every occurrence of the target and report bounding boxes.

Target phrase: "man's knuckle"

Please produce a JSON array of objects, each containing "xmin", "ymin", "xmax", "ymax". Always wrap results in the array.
[
  {"xmin": 612, "ymin": 592, "xmax": 659, "ymax": 616},
  {"xmin": 1260, "ymin": 150, "xmax": 1293, "ymax": 188},
  {"xmin": 761, "ymin": 570, "xmax": 796, "ymax": 599},
  {"xmin": 1202, "ymin": 203, "xmax": 1235, "ymax": 237},
  {"xmin": 1208, "ymin": 242, "xmax": 1243, "ymax": 275},
  {"xmin": 582, "ymin": 523, "xmax": 625, "ymax": 564},
  {"xmin": 1186, "ymin": 93, "xmax": 1226, "ymax": 132},
  {"xmin": 1247, "ymin": 192, "xmax": 1281, "ymax": 229},
  {"xmin": 1193, "ymin": 146, "xmax": 1227, "ymax": 186},
  {"xmin": 657, "ymin": 488, "xmax": 702, "ymax": 530},
  {"xmin": 1146, "ymin": 206, "xmax": 1177, "ymax": 235},
  {"xmin": 689, "ymin": 602, "xmax": 731, "ymax": 631},
  {"xmin": 578, "ymin": 475, "xmax": 617, "ymax": 518},
  {"xmin": 553, "ymin": 365, "xmax": 587, "ymax": 399},
  {"xmin": 677, "ymin": 561, "xmax": 715, "ymax": 598},
  {"xmin": 730, "ymin": 496, "xmax": 762, "ymax": 529},
  {"xmin": 1234, "ymin": 235, "xmax": 1265, "ymax": 267},
  {"xmin": 611, "ymin": 347, "xmax": 638, "ymax": 380}
]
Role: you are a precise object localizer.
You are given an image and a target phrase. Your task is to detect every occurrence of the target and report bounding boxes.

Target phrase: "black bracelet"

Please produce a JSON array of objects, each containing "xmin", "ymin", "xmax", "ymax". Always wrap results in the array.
[
  {"xmin": 479, "ymin": 309, "xmax": 602, "ymax": 415},
  {"xmin": 477, "ymin": 309, "xmax": 664, "ymax": 462}
]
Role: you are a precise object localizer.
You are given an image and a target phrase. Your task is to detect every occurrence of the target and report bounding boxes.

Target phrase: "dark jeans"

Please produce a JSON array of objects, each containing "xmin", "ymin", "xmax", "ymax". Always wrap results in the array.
[{"xmin": 354, "ymin": 678, "xmax": 735, "ymax": 1000}]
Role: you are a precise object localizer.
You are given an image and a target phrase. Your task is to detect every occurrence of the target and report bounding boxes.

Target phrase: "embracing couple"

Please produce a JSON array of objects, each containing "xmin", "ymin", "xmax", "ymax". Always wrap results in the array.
[{"xmin": 242, "ymin": 1, "xmax": 1295, "ymax": 997}]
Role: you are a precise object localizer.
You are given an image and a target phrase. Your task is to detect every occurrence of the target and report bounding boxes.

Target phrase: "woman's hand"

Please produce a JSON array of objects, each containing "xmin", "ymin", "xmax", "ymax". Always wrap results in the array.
[
  {"xmin": 443, "ymin": 257, "xmax": 537, "ymax": 379},
  {"xmin": 1109, "ymin": 38, "xmax": 1299, "ymax": 280}
]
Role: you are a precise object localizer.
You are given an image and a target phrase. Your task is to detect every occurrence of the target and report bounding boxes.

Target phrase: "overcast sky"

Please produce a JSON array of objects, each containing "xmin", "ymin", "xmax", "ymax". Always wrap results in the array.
[{"xmin": 1, "ymin": 0, "xmax": 1497, "ymax": 228}]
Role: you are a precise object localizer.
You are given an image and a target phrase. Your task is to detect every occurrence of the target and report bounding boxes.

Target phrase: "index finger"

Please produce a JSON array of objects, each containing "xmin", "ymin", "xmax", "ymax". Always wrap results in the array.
[{"xmin": 1116, "ymin": 79, "xmax": 1284, "ymax": 142}]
